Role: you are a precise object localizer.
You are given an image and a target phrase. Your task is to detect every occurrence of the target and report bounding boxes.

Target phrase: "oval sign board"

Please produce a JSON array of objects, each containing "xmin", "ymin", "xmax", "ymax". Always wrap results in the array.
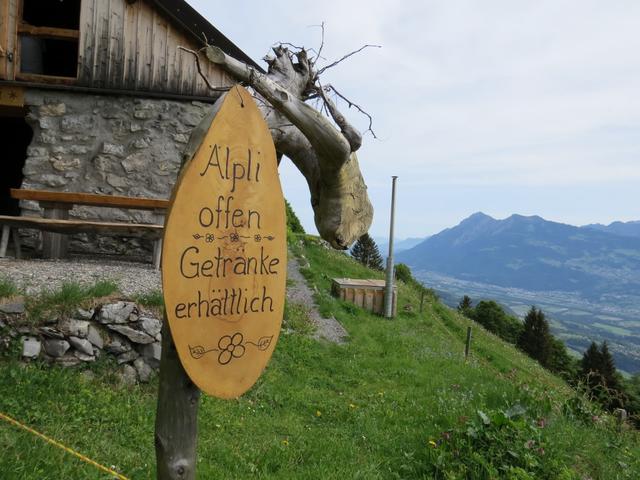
[{"xmin": 162, "ymin": 86, "xmax": 286, "ymax": 398}]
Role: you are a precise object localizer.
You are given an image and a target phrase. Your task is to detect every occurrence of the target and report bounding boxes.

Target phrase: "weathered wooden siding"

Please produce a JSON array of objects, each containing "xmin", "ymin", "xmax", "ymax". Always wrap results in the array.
[
  {"xmin": 78, "ymin": 0, "xmax": 232, "ymax": 96},
  {"xmin": 0, "ymin": 0, "xmax": 19, "ymax": 80}
]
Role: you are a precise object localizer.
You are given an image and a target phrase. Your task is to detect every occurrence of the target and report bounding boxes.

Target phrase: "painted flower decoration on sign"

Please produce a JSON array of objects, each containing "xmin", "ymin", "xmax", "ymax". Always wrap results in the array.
[{"xmin": 218, "ymin": 332, "xmax": 246, "ymax": 365}]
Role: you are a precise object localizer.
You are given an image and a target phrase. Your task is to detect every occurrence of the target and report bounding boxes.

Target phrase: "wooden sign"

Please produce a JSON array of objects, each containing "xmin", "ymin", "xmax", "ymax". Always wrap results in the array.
[
  {"xmin": 162, "ymin": 86, "xmax": 286, "ymax": 399},
  {"xmin": 0, "ymin": 85, "xmax": 24, "ymax": 107}
]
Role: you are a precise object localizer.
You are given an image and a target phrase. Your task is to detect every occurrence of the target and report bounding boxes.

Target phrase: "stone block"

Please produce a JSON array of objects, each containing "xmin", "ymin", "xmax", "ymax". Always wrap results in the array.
[
  {"xmin": 36, "ymin": 174, "xmax": 68, "ymax": 187},
  {"xmin": 58, "ymin": 319, "xmax": 89, "ymax": 338},
  {"xmin": 102, "ymin": 142, "xmax": 125, "ymax": 156},
  {"xmin": 39, "ymin": 103, "xmax": 66, "ymax": 116},
  {"xmin": 107, "ymin": 324, "xmax": 155, "ymax": 344},
  {"xmin": 62, "ymin": 115, "xmax": 93, "ymax": 133},
  {"xmin": 44, "ymin": 339, "xmax": 70, "ymax": 357},
  {"xmin": 118, "ymin": 364, "xmax": 138, "ymax": 385},
  {"xmin": 117, "ymin": 350, "xmax": 139, "ymax": 364},
  {"xmin": 133, "ymin": 358, "xmax": 153, "ymax": 383},
  {"xmin": 138, "ymin": 317, "xmax": 162, "ymax": 338},
  {"xmin": 98, "ymin": 302, "xmax": 137, "ymax": 324},
  {"xmin": 86, "ymin": 324, "xmax": 105, "ymax": 349},
  {"xmin": 121, "ymin": 153, "xmax": 148, "ymax": 173},
  {"xmin": 140, "ymin": 342, "xmax": 161, "ymax": 369},
  {"xmin": 0, "ymin": 302, "xmax": 25, "ymax": 314},
  {"xmin": 52, "ymin": 158, "xmax": 81, "ymax": 172},
  {"xmin": 68, "ymin": 336, "xmax": 94, "ymax": 356},
  {"xmin": 22, "ymin": 337, "xmax": 41, "ymax": 358}
]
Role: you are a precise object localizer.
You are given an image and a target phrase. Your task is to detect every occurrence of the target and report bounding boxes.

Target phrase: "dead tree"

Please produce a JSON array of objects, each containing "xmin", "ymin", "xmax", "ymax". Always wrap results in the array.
[{"xmin": 192, "ymin": 43, "xmax": 375, "ymax": 249}]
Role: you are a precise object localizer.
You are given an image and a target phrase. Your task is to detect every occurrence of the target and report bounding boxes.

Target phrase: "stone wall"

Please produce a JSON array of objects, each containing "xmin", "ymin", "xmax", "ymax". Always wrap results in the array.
[
  {"xmin": 20, "ymin": 89, "xmax": 213, "ymax": 257},
  {"xmin": 1, "ymin": 300, "xmax": 161, "ymax": 385}
]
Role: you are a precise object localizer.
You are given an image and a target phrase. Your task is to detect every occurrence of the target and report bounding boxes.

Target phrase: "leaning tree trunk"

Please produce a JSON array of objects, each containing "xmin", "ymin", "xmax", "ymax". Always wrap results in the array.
[{"xmin": 204, "ymin": 45, "xmax": 373, "ymax": 249}]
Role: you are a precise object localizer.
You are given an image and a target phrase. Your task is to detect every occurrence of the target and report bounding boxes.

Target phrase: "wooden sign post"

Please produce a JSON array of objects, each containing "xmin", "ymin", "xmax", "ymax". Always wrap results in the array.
[{"xmin": 155, "ymin": 85, "xmax": 287, "ymax": 478}]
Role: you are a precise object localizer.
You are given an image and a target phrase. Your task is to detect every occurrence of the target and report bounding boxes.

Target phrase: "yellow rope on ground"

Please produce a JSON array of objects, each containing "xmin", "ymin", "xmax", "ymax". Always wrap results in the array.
[{"xmin": 0, "ymin": 411, "xmax": 129, "ymax": 480}]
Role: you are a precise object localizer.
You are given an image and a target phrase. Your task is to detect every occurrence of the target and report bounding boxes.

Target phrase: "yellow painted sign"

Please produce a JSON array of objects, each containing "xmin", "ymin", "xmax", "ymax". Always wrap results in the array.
[
  {"xmin": 162, "ymin": 86, "xmax": 286, "ymax": 399},
  {"xmin": 0, "ymin": 85, "xmax": 24, "ymax": 107}
]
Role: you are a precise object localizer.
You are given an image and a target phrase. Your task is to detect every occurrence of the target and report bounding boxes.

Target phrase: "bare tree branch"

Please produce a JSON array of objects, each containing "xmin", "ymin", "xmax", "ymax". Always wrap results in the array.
[
  {"xmin": 325, "ymin": 84, "xmax": 377, "ymax": 138},
  {"xmin": 316, "ymin": 81, "xmax": 362, "ymax": 151},
  {"xmin": 177, "ymin": 47, "xmax": 231, "ymax": 92},
  {"xmin": 310, "ymin": 22, "xmax": 326, "ymax": 67},
  {"xmin": 316, "ymin": 44, "xmax": 381, "ymax": 76}
]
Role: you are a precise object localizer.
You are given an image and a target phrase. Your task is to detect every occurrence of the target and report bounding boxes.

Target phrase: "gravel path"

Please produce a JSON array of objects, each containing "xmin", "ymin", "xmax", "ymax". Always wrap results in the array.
[
  {"xmin": 286, "ymin": 254, "xmax": 348, "ymax": 344},
  {"xmin": 1, "ymin": 254, "xmax": 349, "ymax": 344},
  {"xmin": 0, "ymin": 256, "xmax": 161, "ymax": 297}
]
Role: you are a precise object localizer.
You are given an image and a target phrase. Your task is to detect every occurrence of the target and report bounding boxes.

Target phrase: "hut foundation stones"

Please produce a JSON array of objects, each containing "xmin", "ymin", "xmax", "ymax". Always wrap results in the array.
[{"xmin": 17, "ymin": 89, "xmax": 212, "ymax": 257}]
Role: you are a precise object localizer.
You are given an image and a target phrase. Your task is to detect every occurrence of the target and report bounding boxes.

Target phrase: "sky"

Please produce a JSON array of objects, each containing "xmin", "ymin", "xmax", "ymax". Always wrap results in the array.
[{"xmin": 189, "ymin": 0, "xmax": 640, "ymax": 239}]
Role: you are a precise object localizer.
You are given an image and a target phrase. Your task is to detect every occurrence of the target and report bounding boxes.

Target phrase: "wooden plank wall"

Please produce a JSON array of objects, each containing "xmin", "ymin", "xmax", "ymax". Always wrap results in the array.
[
  {"xmin": 78, "ymin": 0, "xmax": 233, "ymax": 96},
  {"xmin": 0, "ymin": 0, "xmax": 19, "ymax": 80}
]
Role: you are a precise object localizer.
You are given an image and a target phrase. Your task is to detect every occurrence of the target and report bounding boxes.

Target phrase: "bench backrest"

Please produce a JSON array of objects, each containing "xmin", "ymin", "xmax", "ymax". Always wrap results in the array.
[{"xmin": 11, "ymin": 189, "xmax": 169, "ymax": 211}]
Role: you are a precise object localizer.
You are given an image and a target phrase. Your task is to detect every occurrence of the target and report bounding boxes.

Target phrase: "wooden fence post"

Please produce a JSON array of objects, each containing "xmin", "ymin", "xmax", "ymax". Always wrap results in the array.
[{"xmin": 464, "ymin": 326, "xmax": 472, "ymax": 361}]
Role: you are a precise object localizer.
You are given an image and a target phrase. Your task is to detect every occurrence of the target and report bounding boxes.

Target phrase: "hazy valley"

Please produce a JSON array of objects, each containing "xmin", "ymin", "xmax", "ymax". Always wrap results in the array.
[{"xmin": 397, "ymin": 213, "xmax": 640, "ymax": 373}]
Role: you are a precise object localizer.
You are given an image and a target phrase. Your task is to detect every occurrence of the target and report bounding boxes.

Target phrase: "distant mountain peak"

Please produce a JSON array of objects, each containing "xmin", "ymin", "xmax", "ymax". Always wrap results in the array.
[{"xmin": 460, "ymin": 212, "xmax": 495, "ymax": 225}]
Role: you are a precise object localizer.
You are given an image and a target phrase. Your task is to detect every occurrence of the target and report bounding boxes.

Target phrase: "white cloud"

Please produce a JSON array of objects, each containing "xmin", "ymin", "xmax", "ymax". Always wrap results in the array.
[{"xmin": 188, "ymin": 0, "xmax": 640, "ymax": 236}]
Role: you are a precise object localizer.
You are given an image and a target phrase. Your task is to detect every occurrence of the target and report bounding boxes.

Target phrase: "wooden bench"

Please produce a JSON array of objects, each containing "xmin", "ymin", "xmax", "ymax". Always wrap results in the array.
[{"xmin": 0, "ymin": 189, "xmax": 169, "ymax": 269}]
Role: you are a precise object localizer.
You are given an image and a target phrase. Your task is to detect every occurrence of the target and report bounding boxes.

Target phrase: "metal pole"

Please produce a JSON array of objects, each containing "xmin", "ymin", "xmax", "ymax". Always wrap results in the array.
[
  {"xmin": 384, "ymin": 176, "xmax": 398, "ymax": 318},
  {"xmin": 464, "ymin": 326, "xmax": 472, "ymax": 361}
]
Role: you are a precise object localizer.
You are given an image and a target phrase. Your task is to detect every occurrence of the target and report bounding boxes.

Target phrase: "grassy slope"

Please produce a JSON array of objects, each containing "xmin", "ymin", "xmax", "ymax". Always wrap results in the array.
[{"xmin": 0, "ymin": 236, "xmax": 638, "ymax": 479}]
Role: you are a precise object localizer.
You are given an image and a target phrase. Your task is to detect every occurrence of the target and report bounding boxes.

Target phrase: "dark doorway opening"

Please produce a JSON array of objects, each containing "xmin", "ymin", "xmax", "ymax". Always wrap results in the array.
[{"xmin": 0, "ymin": 116, "xmax": 33, "ymax": 216}]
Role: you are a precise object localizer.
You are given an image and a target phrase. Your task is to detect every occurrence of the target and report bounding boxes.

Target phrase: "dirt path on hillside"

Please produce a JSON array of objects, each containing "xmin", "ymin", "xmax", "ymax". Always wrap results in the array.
[
  {"xmin": 286, "ymin": 254, "xmax": 348, "ymax": 344},
  {"xmin": 2, "ymin": 254, "xmax": 349, "ymax": 343}
]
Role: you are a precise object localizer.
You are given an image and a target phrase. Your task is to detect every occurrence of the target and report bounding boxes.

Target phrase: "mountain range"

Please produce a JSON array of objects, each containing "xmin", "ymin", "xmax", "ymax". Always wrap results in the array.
[
  {"xmin": 397, "ymin": 212, "xmax": 640, "ymax": 297},
  {"xmin": 584, "ymin": 220, "xmax": 640, "ymax": 238}
]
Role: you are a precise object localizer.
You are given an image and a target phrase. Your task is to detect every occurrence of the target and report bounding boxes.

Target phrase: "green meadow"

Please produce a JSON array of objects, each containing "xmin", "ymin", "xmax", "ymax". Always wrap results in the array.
[{"xmin": 1, "ymin": 235, "xmax": 639, "ymax": 479}]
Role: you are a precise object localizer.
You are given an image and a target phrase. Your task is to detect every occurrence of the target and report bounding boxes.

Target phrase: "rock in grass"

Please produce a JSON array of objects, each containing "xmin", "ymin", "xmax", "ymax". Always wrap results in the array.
[
  {"xmin": 0, "ymin": 302, "xmax": 25, "ymax": 314},
  {"xmin": 68, "ymin": 336, "xmax": 94, "ymax": 356},
  {"xmin": 118, "ymin": 364, "xmax": 138, "ymax": 386},
  {"xmin": 134, "ymin": 358, "xmax": 153, "ymax": 383},
  {"xmin": 97, "ymin": 302, "xmax": 136, "ymax": 324},
  {"xmin": 73, "ymin": 351, "xmax": 96, "ymax": 362},
  {"xmin": 38, "ymin": 327, "xmax": 65, "ymax": 339},
  {"xmin": 58, "ymin": 319, "xmax": 89, "ymax": 338},
  {"xmin": 44, "ymin": 339, "xmax": 70, "ymax": 357},
  {"xmin": 116, "ymin": 350, "xmax": 139, "ymax": 364},
  {"xmin": 107, "ymin": 324, "xmax": 155, "ymax": 344},
  {"xmin": 22, "ymin": 337, "xmax": 41, "ymax": 358},
  {"xmin": 138, "ymin": 317, "xmax": 162, "ymax": 337},
  {"xmin": 54, "ymin": 352, "xmax": 81, "ymax": 367},
  {"xmin": 75, "ymin": 308, "xmax": 94, "ymax": 320},
  {"xmin": 140, "ymin": 342, "xmax": 161, "ymax": 369},
  {"xmin": 103, "ymin": 333, "xmax": 132, "ymax": 354},
  {"xmin": 86, "ymin": 324, "xmax": 105, "ymax": 349}
]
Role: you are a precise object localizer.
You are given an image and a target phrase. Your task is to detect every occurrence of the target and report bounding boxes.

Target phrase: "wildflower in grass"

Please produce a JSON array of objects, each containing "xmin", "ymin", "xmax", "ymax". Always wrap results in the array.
[
  {"xmin": 349, "ymin": 403, "xmax": 356, "ymax": 409},
  {"xmin": 537, "ymin": 417, "xmax": 547, "ymax": 428},
  {"xmin": 441, "ymin": 431, "xmax": 451, "ymax": 441},
  {"xmin": 316, "ymin": 410, "xmax": 322, "ymax": 417},
  {"xmin": 377, "ymin": 391, "xmax": 384, "ymax": 396},
  {"xmin": 524, "ymin": 440, "xmax": 535, "ymax": 449},
  {"xmin": 281, "ymin": 439, "xmax": 289, "ymax": 446},
  {"xmin": 428, "ymin": 439, "xmax": 437, "ymax": 448}
]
